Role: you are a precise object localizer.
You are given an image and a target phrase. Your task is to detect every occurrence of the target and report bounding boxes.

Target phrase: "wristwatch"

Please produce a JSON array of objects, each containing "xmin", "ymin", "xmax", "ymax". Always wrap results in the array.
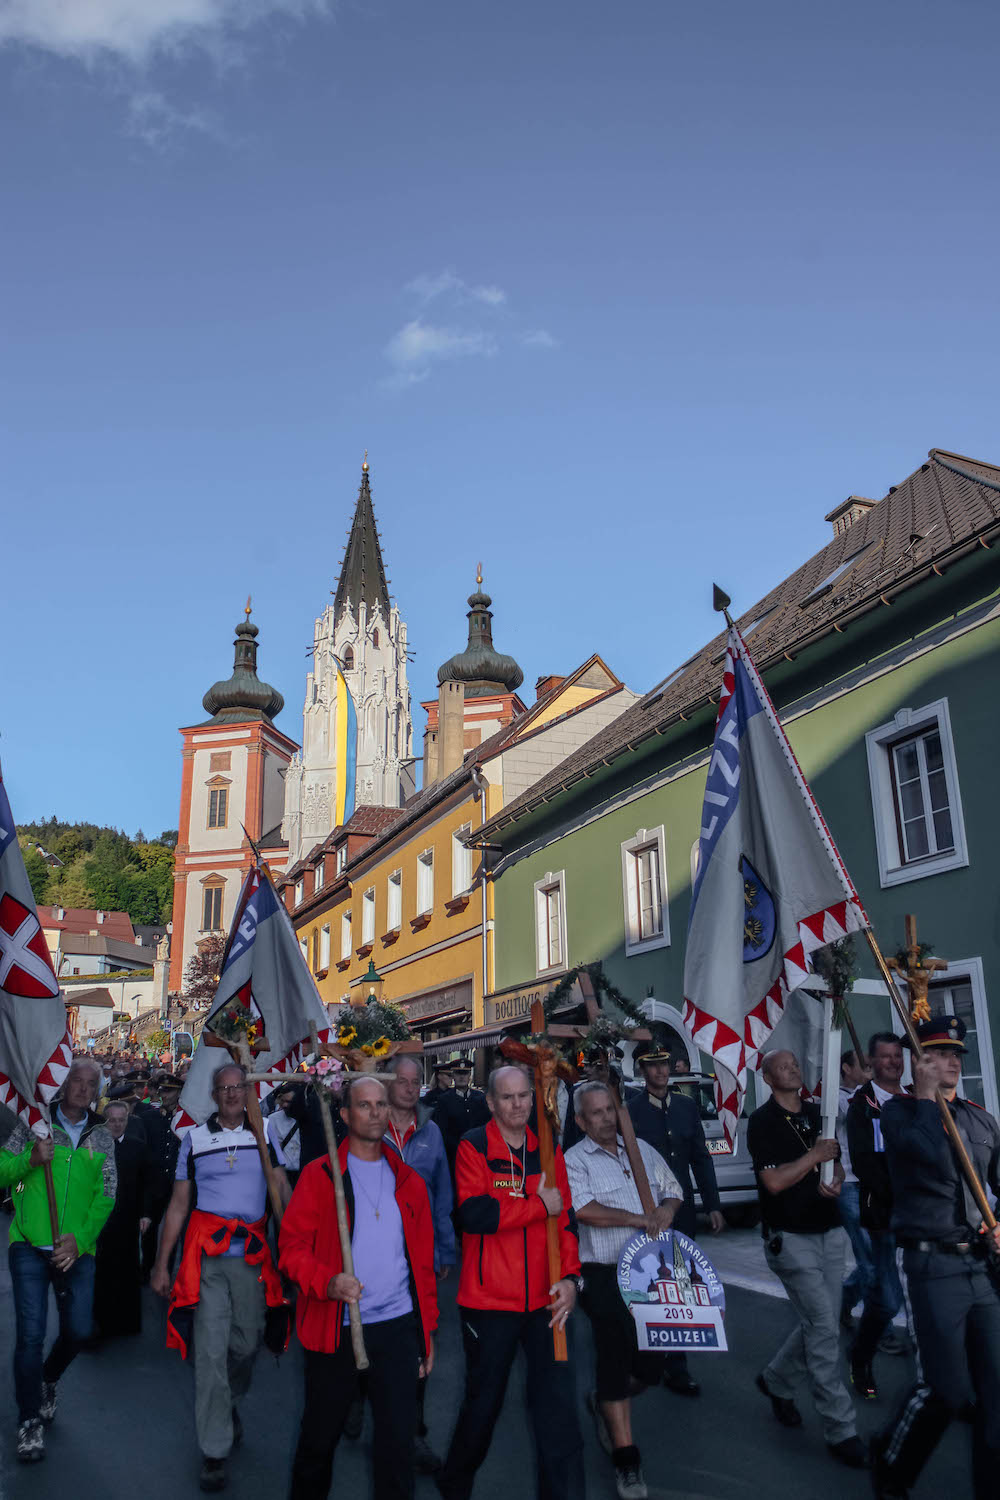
[{"xmin": 565, "ymin": 1273, "xmax": 584, "ymax": 1295}]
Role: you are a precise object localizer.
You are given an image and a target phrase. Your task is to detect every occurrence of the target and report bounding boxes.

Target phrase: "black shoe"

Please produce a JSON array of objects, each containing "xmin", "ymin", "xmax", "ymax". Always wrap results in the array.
[
  {"xmin": 343, "ymin": 1396, "xmax": 364, "ymax": 1441},
  {"xmin": 414, "ymin": 1435, "xmax": 443, "ymax": 1474},
  {"xmin": 851, "ymin": 1357, "xmax": 878, "ymax": 1400},
  {"xmin": 663, "ymin": 1371, "xmax": 701, "ymax": 1397},
  {"xmin": 828, "ymin": 1435, "xmax": 869, "ymax": 1469},
  {"xmin": 231, "ymin": 1407, "xmax": 243, "ymax": 1447},
  {"xmin": 199, "ymin": 1457, "xmax": 227, "ymax": 1493},
  {"xmin": 755, "ymin": 1372, "xmax": 802, "ymax": 1428}
]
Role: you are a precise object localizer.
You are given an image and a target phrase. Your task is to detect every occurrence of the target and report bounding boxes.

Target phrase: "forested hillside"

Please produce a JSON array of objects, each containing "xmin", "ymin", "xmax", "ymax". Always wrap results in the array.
[{"xmin": 17, "ymin": 818, "xmax": 176, "ymax": 926}]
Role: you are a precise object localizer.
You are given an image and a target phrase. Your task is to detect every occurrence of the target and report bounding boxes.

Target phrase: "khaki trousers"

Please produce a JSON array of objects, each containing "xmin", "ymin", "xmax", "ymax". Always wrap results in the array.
[
  {"xmin": 193, "ymin": 1254, "xmax": 266, "ymax": 1459},
  {"xmin": 763, "ymin": 1226, "xmax": 857, "ymax": 1445}
]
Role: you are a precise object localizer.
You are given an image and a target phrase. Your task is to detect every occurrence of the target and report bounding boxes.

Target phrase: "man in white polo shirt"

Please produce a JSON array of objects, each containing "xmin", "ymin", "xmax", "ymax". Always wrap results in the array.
[{"xmin": 565, "ymin": 1081, "xmax": 683, "ymax": 1500}]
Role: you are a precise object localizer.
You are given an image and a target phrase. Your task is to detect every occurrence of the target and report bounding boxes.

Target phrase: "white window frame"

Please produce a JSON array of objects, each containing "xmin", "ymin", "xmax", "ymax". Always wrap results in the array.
[
  {"xmin": 534, "ymin": 870, "xmax": 568, "ymax": 978},
  {"xmin": 417, "ymin": 849, "xmax": 434, "ymax": 916},
  {"xmin": 883, "ymin": 957, "xmax": 997, "ymax": 1118},
  {"xmin": 865, "ymin": 698, "xmax": 969, "ymax": 888},
  {"xmin": 452, "ymin": 825, "xmax": 473, "ymax": 896},
  {"xmin": 387, "ymin": 870, "xmax": 402, "ymax": 931},
  {"xmin": 294, "ymin": 877, "xmax": 305, "ymax": 907},
  {"xmin": 319, "ymin": 925, "xmax": 331, "ymax": 971},
  {"xmin": 340, "ymin": 910, "xmax": 352, "ymax": 961},
  {"xmin": 336, "ymin": 845, "xmax": 347, "ymax": 874},
  {"xmin": 621, "ymin": 825, "xmax": 670, "ymax": 956},
  {"xmin": 298, "ymin": 936, "xmax": 308, "ymax": 963},
  {"xmin": 362, "ymin": 888, "xmax": 376, "ymax": 945}
]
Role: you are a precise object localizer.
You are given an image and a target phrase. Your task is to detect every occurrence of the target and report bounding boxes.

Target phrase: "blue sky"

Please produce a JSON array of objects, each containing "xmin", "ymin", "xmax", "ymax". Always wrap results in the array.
[{"xmin": 3, "ymin": 0, "xmax": 1000, "ymax": 836}]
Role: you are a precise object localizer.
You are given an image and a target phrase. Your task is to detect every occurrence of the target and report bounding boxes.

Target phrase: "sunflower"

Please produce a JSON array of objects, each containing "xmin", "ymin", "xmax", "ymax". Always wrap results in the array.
[
  {"xmin": 246, "ymin": 1024, "xmax": 258, "ymax": 1043},
  {"xmin": 360, "ymin": 1044, "xmax": 375, "ymax": 1057},
  {"xmin": 371, "ymin": 1036, "xmax": 392, "ymax": 1058},
  {"xmin": 338, "ymin": 1025, "xmax": 358, "ymax": 1046}
]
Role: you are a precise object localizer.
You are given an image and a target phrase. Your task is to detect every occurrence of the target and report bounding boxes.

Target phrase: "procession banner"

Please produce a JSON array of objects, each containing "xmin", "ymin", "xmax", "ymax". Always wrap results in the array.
[
  {"xmin": 0, "ymin": 773, "xmax": 72, "ymax": 1133},
  {"xmin": 617, "ymin": 1229, "xmax": 727, "ymax": 1353},
  {"xmin": 682, "ymin": 624, "xmax": 869, "ymax": 1144},
  {"xmin": 174, "ymin": 862, "xmax": 332, "ymax": 1133}
]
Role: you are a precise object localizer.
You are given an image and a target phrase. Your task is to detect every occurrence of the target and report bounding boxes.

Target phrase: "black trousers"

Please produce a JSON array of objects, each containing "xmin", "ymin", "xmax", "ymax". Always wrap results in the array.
[
  {"xmin": 878, "ymin": 1249, "xmax": 1000, "ymax": 1499},
  {"xmin": 581, "ymin": 1262, "xmax": 664, "ymax": 1401},
  {"xmin": 438, "ymin": 1307, "xmax": 584, "ymax": 1500},
  {"xmin": 289, "ymin": 1314, "xmax": 421, "ymax": 1500}
]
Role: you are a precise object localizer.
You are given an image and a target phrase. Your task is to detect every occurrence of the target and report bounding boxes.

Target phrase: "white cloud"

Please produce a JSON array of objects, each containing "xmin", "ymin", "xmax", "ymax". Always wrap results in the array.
[
  {"xmin": 521, "ymin": 328, "xmax": 557, "ymax": 349},
  {"xmin": 0, "ymin": 0, "xmax": 331, "ymax": 65},
  {"xmin": 407, "ymin": 269, "xmax": 506, "ymax": 308},
  {"xmin": 126, "ymin": 88, "xmax": 221, "ymax": 148},
  {"xmin": 386, "ymin": 320, "xmax": 498, "ymax": 372}
]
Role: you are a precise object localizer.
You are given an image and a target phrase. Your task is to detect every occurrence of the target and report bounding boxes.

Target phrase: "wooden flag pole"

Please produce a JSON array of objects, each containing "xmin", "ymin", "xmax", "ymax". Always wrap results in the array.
[
  {"xmin": 573, "ymin": 972, "xmax": 657, "ymax": 1216},
  {"xmin": 309, "ymin": 1024, "xmax": 369, "ymax": 1371},
  {"xmin": 863, "ymin": 928, "xmax": 997, "ymax": 1231},
  {"xmin": 231, "ymin": 1039, "xmax": 287, "ymax": 1226}
]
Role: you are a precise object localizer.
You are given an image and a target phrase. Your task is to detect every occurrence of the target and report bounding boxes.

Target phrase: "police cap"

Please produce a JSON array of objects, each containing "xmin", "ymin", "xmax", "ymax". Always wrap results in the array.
[{"xmin": 914, "ymin": 1014, "xmax": 967, "ymax": 1052}]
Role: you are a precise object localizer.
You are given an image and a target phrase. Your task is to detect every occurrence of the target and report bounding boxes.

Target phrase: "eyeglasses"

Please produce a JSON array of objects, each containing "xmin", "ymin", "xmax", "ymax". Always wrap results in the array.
[{"xmin": 216, "ymin": 1084, "xmax": 247, "ymax": 1095}]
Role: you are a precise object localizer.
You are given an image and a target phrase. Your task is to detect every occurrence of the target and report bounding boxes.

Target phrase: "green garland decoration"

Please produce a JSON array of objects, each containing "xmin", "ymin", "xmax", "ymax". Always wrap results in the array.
[
  {"xmin": 538, "ymin": 961, "xmax": 648, "ymax": 1063},
  {"xmin": 811, "ymin": 936, "xmax": 860, "ymax": 1030}
]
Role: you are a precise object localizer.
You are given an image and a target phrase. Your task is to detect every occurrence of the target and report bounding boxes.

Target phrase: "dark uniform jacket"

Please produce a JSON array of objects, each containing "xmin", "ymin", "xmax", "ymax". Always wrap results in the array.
[
  {"xmin": 882, "ymin": 1093, "xmax": 1000, "ymax": 1246},
  {"xmin": 433, "ymin": 1087, "xmax": 491, "ymax": 1174},
  {"xmin": 846, "ymin": 1084, "xmax": 903, "ymax": 1232},
  {"xmin": 138, "ymin": 1104, "xmax": 181, "ymax": 1205},
  {"xmin": 628, "ymin": 1087, "xmax": 721, "ymax": 1237}
]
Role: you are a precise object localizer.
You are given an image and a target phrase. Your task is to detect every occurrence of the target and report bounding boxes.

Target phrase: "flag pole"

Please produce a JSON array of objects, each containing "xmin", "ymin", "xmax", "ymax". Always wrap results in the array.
[{"xmin": 712, "ymin": 584, "xmax": 997, "ymax": 1234}]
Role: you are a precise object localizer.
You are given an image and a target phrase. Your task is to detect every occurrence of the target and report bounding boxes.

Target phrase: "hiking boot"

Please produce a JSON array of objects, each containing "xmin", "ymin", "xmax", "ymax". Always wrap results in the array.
[
  {"xmin": 828, "ymin": 1435, "xmax": 869, "ymax": 1469},
  {"xmin": 414, "ymin": 1435, "xmax": 443, "ymax": 1474},
  {"xmin": 586, "ymin": 1390, "xmax": 613, "ymax": 1456},
  {"xmin": 16, "ymin": 1419, "xmax": 45, "ymax": 1464},
  {"xmin": 199, "ymin": 1456, "xmax": 227, "ymax": 1492},
  {"xmin": 39, "ymin": 1381, "xmax": 57, "ymax": 1423},
  {"xmin": 851, "ymin": 1357, "xmax": 878, "ymax": 1400},
  {"xmin": 755, "ymin": 1372, "xmax": 802, "ymax": 1428}
]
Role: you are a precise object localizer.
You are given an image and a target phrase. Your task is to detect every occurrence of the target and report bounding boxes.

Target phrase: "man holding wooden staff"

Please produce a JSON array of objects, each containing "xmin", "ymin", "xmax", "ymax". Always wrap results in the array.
[
  {"xmin": 565, "ymin": 1080, "xmax": 683, "ymax": 1500},
  {"xmin": 435, "ymin": 1062, "xmax": 583, "ymax": 1500},
  {"xmin": 152, "ymin": 1061, "xmax": 290, "ymax": 1494},
  {"xmin": 279, "ymin": 1072, "xmax": 438, "ymax": 1500}
]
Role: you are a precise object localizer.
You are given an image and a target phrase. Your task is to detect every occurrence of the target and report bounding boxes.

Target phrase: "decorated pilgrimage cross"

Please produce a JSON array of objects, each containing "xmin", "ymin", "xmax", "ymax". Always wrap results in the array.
[
  {"xmin": 500, "ymin": 974, "xmax": 655, "ymax": 1359},
  {"xmin": 885, "ymin": 914, "xmax": 948, "ymax": 1024}
]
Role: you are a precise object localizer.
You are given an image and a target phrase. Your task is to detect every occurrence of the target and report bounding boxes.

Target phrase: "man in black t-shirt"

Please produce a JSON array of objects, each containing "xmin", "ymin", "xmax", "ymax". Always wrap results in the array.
[{"xmin": 747, "ymin": 1050, "xmax": 867, "ymax": 1471}]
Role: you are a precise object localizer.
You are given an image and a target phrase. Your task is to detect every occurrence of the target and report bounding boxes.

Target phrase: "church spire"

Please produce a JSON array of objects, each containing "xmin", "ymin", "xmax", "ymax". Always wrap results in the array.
[
  {"xmin": 333, "ymin": 458, "xmax": 391, "ymax": 623},
  {"xmin": 202, "ymin": 604, "xmax": 285, "ymax": 723},
  {"xmin": 437, "ymin": 567, "xmax": 524, "ymax": 697}
]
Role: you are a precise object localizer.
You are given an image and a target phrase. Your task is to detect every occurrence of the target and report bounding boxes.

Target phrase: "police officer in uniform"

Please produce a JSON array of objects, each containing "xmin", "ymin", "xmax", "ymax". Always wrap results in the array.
[
  {"xmin": 873, "ymin": 1015, "xmax": 1000, "ymax": 1500},
  {"xmin": 628, "ymin": 1041, "xmax": 724, "ymax": 1397}
]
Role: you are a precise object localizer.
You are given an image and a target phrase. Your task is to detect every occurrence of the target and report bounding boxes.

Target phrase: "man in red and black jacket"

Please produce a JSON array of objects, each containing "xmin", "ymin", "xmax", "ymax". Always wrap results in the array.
[
  {"xmin": 279, "ymin": 1075, "xmax": 438, "ymax": 1500},
  {"xmin": 436, "ymin": 1063, "xmax": 584, "ymax": 1500}
]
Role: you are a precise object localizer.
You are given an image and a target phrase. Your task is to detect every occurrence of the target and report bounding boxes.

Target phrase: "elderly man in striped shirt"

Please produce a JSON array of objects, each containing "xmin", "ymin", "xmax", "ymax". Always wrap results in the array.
[{"xmin": 565, "ymin": 1081, "xmax": 683, "ymax": 1500}]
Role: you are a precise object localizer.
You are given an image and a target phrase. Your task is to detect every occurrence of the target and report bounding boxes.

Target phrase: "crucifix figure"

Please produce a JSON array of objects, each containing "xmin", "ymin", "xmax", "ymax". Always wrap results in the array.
[{"xmin": 886, "ymin": 914, "xmax": 948, "ymax": 1024}]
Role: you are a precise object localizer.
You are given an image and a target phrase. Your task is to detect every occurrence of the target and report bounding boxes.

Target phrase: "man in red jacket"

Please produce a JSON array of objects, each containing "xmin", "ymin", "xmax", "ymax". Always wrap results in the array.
[
  {"xmin": 279, "ymin": 1074, "xmax": 438, "ymax": 1500},
  {"xmin": 436, "ymin": 1063, "xmax": 584, "ymax": 1500}
]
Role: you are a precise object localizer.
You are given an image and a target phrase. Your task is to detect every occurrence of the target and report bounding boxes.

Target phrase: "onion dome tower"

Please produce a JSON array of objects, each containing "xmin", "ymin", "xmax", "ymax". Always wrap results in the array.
[
  {"xmin": 437, "ymin": 567, "xmax": 524, "ymax": 698},
  {"xmin": 202, "ymin": 599, "xmax": 285, "ymax": 724}
]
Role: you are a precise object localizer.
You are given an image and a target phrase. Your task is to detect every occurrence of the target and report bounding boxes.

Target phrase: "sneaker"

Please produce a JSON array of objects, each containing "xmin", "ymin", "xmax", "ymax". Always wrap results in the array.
[
  {"xmin": 851, "ymin": 1357, "xmax": 878, "ymax": 1400},
  {"xmin": 827, "ymin": 1435, "xmax": 869, "ymax": 1469},
  {"xmin": 586, "ymin": 1390, "xmax": 613, "ymax": 1456},
  {"xmin": 414, "ymin": 1435, "xmax": 443, "ymax": 1474},
  {"xmin": 615, "ymin": 1466, "xmax": 648, "ymax": 1500},
  {"xmin": 16, "ymin": 1419, "xmax": 45, "ymax": 1464},
  {"xmin": 755, "ymin": 1372, "xmax": 802, "ymax": 1428},
  {"xmin": 199, "ymin": 1456, "xmax": 227, "ymax": 1493},
  {"xmin": 39, "ymin": 1381, "xmax": 57, "ymax": 1423},
  {"xmin": 343, "ymin": 1395, "xmax": 364, "ymax": 1441}
]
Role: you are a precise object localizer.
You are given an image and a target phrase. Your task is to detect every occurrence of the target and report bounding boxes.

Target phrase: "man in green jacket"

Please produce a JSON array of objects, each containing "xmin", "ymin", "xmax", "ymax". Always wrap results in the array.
[{"xmin": 0, "ymin": 1057, "xmax": 117, "ymax": 1464}]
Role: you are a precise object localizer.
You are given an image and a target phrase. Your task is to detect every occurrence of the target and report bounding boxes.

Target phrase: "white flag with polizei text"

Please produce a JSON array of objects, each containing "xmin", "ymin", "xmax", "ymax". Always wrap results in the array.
[
  {"xmin": 0, "ymin": 773, "xmax": 72, "ymax": 1133},
  {"xmin": 682, "ymin": 627, "xmax": 868, "ymax": 1144}
]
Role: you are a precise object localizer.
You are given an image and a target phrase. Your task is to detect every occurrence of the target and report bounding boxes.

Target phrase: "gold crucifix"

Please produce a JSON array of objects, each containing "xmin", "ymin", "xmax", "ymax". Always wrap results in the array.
[{"xmin": 885, "ymin": 914, "xmax": 948, "ymax": 1024}]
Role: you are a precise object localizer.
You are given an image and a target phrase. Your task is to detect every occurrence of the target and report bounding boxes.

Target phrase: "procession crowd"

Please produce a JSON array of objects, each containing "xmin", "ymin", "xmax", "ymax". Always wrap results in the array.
[{"xmin": 1, "ymin": 1023, "xmax": 997, "ymax": 1500}]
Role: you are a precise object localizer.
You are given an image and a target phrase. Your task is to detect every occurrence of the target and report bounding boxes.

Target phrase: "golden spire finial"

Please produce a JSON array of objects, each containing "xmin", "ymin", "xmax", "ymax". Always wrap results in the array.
[
  {"xmin": 245, "ymin": 594, "xmax": 252, "ymax": 621},
  {"xmin": 362, "ymin": 448, "xmax": 369, "ymax": 473},
  {"xmin": 476, "ymin": 560, "xmax": 483, "ymax": 588}
]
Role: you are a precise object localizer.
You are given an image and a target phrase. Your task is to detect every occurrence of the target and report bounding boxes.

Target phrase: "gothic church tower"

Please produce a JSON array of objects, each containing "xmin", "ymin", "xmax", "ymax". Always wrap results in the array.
[{"xmin": 281, "ymin": 461, "xmax": 414, "ymax": 865}]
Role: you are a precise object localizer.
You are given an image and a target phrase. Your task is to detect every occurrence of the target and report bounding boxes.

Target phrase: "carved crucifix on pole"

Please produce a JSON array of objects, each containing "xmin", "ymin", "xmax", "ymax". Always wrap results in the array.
[{"xmin": 885, "ymin": 915, "xmax": 948, "ymax": 1024}]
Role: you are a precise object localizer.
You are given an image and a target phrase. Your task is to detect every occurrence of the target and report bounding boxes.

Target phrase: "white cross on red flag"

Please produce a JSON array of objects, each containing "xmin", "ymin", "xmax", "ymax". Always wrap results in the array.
[{"xmin": 0, "ymin": 773, "xmax": 72, "ymax": 1131}]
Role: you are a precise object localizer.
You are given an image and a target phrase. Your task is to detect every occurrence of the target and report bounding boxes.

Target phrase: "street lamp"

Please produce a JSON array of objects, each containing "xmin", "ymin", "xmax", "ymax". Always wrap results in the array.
[{"xmin": 361, "ymin": 957, "xmax": 384, "ymax": 1005}]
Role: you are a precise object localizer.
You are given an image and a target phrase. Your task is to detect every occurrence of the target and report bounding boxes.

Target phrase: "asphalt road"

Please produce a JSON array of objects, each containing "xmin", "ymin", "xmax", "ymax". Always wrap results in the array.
[{"xmin": 0, "ymin": 1222, "xmax": 968, "ymax": 1500}]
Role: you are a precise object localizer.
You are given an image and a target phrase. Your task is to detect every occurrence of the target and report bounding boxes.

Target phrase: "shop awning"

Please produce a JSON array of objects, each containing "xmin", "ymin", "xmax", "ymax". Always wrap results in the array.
[{"xmin": 421, "ymin": 1025, "xmax": 507, "ymax": 1055}]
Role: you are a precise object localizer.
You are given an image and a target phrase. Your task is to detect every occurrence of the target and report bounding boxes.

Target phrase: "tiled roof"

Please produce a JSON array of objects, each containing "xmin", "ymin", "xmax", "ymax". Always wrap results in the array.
[
  {"xmin": 484, "ymin": 447, "xmax": 1000, "ymax": 835},
  {"xmin": 62, "ymin": 986, "xmax": 115, "ymax": 1009},
  {"xmin": 38, "ymin": 907, "xmax": 136, "ymax": 944}
]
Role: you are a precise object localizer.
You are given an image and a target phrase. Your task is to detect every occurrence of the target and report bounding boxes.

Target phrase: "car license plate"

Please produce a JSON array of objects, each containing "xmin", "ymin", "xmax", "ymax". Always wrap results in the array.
[{"xmin": 707, "ymin": 1139, "xmax": 732, "ymax": 1155}]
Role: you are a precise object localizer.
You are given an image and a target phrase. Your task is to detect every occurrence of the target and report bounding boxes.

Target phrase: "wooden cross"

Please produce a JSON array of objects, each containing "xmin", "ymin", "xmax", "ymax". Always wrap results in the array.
[{"xmin": 885, "ymin": 914, "xmax": 948, "ymax": 1024}]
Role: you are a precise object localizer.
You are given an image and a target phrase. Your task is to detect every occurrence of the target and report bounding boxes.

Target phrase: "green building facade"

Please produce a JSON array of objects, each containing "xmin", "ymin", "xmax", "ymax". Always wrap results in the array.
[{"xmin": 482, "ymin": 450, "xmax": 1000, "ymax": 1115}]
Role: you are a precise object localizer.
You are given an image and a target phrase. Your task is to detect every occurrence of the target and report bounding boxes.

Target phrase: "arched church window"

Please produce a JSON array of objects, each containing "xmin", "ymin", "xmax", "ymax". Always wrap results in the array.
[
  {"xmin": 372, "ymin": 629, "xmax": 380, "ymax": 649},
  {"xmin": 342, "ymin": 646, "xmax": 354, "ymax": 671}
]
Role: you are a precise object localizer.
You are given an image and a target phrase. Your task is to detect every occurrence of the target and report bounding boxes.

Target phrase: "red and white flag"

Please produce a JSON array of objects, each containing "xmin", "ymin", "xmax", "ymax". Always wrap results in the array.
[{"xmin": 0, "ymin": 772, "xmax": 72, "ymax": 1131}]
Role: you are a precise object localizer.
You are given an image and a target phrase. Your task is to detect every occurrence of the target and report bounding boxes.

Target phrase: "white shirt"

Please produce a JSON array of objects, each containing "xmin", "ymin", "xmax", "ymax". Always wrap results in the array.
[
  {"xmin": 565, "ymin": 1133, "xmax": 683, "ymax": 1266},
  {"xmin": 267, "ymin": 1109, "xmax": 300, "ymax": 1172},
  {"xmin": 837, "ymin": 1085, "xmax": 859, "ymax": 1183}
]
